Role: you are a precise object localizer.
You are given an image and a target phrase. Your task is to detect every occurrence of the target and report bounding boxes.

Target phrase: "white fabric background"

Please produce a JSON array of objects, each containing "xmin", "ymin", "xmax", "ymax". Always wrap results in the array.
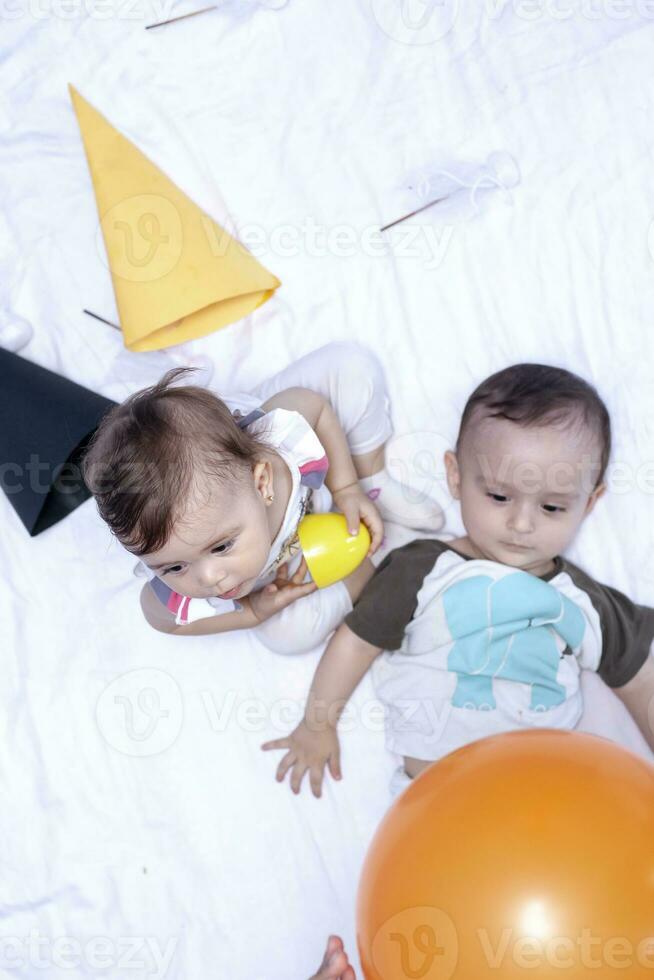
[{"xmin": 2, "ymin": 1, "xmax": 654, "ymax": 977}]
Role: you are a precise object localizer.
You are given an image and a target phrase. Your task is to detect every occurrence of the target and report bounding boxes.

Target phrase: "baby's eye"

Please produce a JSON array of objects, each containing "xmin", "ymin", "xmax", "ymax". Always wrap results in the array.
[
  {"xmin": 212, "ymin": 539, "xmax": 234, "ymax": 555},
  {"xmin": 161, "ymin": 540, "xmax": 234, "ymax": 576},
  {"xmin": 487, "ymin": 492, "xmax": 509, "ymax": 503},
  {"xmin": 542, "ymin": 504, "xmax": 565, "ymax": 514}
]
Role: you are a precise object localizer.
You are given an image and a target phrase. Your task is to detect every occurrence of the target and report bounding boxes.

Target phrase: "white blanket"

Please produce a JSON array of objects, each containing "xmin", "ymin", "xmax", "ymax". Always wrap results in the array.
[{"xmin": 2, "ymin": 1, "xmax": 653, "ymax": 977}]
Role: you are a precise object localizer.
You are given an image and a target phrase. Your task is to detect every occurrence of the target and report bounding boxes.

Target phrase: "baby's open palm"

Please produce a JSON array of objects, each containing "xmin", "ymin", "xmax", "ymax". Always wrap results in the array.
[{"xmin": 261, "ymin": 719, "xmax": 342, "ymax": 798}]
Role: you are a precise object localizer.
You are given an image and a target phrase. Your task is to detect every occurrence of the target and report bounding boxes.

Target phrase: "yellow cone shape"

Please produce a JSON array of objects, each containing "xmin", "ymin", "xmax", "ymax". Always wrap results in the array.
[
  {"xmin": 298, "ymin": 513, "xmax": 371, "ymax": 589},
  {"xmin": 69, "ymin": 85, "xmax": 280, "ymax": 351}
]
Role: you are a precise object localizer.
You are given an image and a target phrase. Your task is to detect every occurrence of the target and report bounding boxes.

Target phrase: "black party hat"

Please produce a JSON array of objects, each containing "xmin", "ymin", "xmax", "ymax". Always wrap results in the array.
[{"xmin": 0, "ymin": 348, "xmax": 117, "ymax": 535}]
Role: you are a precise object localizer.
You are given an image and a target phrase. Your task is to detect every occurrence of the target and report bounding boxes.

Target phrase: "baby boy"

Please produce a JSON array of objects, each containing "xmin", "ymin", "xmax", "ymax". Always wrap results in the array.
[{"xmin": 262, "ymin": 362, "xmax": 654, "ymax": 796}]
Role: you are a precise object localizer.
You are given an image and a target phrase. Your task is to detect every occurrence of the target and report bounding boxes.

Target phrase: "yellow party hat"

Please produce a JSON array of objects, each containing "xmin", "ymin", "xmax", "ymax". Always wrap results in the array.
[{"xmin": 69, "ymin": 85, "xmax": 280, "ymax": 352}]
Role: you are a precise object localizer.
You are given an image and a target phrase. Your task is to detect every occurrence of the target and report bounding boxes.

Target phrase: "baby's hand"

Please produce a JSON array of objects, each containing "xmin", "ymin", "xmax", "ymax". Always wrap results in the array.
[
  {"xmin": 249, "ymin": 558, "xmax": 317, "ymax": 623},
  {"xmin": 261, "ymin": 719, "xmax": 342, "ymax": 798},
  {"xmin": 331, "ymin": 485, "xmax": 383, "ymax": 558}
]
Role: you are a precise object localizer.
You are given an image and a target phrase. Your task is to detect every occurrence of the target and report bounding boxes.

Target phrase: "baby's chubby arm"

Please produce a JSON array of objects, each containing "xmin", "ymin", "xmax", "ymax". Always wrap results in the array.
[
  {"xmin": 140, "ymin": 560, "xmax": 316, "ymax": 636},
  {"xmin": 260, "ymin": 387, "xmax": 383, "ymax": 555},
  {"xmin": 140, "ymin": 581, "xmax": 257, "ymax": 635},
  {"xmin": 261, "ymin": 623, "xmax": 382, "ymax": 797}
]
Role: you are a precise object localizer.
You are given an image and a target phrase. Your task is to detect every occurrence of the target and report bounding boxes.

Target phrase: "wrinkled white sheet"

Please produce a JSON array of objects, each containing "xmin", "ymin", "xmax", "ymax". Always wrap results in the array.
[{"xmin": 2, "ymin": 1, "xmax": 654, "ymax": 977}]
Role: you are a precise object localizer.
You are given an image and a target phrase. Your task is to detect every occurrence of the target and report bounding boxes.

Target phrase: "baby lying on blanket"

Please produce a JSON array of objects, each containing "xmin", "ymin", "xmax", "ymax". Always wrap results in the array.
[
  {"xmin": 263, "ymin": 362, "xmax": 654, "ymax": 796},
  {"xmin": 82, "ymin": 342, "xmax": 443, "ymax": 655}
]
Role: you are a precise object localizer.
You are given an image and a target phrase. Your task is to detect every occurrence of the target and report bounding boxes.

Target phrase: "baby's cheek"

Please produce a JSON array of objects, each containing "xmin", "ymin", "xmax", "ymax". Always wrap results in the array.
[
  {"xmin": 548, "ymin": 516, "xmax": 578, "ymax": 551},
  {"xmin": 470, "ymin": 501, "xmax": 496, "ymax": 533}
]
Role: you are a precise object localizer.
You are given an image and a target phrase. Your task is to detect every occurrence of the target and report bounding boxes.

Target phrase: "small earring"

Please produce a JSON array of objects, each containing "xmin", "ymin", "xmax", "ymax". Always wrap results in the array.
[{"xmin": 266, "ymin": 493, "xmax": 274, "ymax": 503}]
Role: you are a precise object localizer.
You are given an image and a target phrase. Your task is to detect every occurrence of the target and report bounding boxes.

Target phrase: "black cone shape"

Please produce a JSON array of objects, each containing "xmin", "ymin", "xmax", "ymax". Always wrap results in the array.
[{"xmin": 0, "ymin": 348, "xmax": 117, "ymax": 535}]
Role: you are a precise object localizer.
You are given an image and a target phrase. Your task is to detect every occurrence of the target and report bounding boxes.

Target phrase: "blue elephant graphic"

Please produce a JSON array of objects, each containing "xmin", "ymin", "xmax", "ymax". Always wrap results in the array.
[{"xmin": 442, "ymin": 572, "xmax": 585, "ymax": 712}]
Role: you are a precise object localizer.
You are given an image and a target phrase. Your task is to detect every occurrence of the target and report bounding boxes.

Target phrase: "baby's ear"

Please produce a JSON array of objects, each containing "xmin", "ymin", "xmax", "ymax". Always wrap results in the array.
[
  {"xmin": 584, "ymin": 482, "xmax": 606, "ymax": 516},
  {"xmin": 444, "ymin": 450, "xmax": 461, "ymax": 500},
  {"xmin": 252, "ymin": 458, "xmax": 273, "ymax": 499}
]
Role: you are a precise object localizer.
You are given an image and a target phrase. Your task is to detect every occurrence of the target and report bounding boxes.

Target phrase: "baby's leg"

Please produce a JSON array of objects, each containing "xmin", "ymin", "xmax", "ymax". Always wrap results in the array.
[
  {"xmin": 390, "ymin": 765, "xmax": 413, "ymax": 798},
  {"xmin": 254, "ymin": 577, "xmax": 354, "ymax": 655},
  {"xmin": 254, "ymin": 522, "xmax": 416, "ymax": 655},
  {"xmin": 309, "ymin": 936, "xmax": 355, "ymax": 980},
  {"xmin": 254, "ymin": 562, "xmax": 373, "ymax": 656},
  {"xmin": 389, "ymin": 755, "xmax": 431, "ymax": 800},
  {"xmin": 250, "ymin": 341, "xmax": 443, "ymax": 532},
  {"xmin": 250, "ymin": 340, "xmax": 393, "ymax": 457}
]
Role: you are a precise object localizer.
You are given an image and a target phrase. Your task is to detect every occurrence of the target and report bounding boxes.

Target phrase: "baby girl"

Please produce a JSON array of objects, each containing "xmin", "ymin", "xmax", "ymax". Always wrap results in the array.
[{"xmin": 82, "ymin": 341, "xmax": 443, "ymax": 654}]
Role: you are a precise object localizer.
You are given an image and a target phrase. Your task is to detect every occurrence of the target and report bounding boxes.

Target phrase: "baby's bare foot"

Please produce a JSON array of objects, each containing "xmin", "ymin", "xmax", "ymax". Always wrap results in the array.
[{"xmin": 309, "ymin": 935, "xmax": 355, "ymax": 980}]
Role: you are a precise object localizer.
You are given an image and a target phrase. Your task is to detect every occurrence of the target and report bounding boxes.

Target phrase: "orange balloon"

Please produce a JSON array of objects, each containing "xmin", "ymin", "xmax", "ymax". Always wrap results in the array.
[{"xmin": 357, "ymin": 730, "xmax": 654, "ymax": 979}]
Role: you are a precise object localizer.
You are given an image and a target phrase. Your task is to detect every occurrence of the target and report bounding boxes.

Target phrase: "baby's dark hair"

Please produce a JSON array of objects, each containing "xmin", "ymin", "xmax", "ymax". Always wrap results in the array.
[
  {"xmin": 82, "ymin": 367, "xmax": 273, "ymax": 555},
  {"xmin": 456, "ymin": 363, "xmax": 611, "ymax": 488}
]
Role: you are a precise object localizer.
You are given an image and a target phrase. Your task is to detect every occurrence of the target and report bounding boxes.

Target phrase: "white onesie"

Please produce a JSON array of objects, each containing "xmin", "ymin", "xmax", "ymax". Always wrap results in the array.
[{"xmin": 344, "ymin": 539, "xmax": 654, "ymax": 764}]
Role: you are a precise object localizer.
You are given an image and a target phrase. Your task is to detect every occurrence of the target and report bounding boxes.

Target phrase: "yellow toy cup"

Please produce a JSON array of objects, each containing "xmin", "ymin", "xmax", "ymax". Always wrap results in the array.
[{"xmin": 298, "ymin": 513, "xmax": 371, "ymax": 588}]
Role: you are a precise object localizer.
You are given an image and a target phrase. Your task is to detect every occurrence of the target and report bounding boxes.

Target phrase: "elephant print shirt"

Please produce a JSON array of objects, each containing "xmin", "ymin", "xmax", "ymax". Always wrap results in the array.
[{"xmin": 345, "ymin": 540, "xmax": 654, "ymax": 762}]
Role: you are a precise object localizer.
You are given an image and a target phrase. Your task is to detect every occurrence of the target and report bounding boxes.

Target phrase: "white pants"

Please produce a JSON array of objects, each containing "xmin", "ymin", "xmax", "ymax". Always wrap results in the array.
[
  {"xmin": 239, "ymin": 341, "xmax": 394, "ymax": 655},
  {"xmin": 248, "ymin": 340, "xmax": 394, "ymax": 456},
  {"xmin": 387, "ymin": 671, "xmax": 654, "ymax": 800}
]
